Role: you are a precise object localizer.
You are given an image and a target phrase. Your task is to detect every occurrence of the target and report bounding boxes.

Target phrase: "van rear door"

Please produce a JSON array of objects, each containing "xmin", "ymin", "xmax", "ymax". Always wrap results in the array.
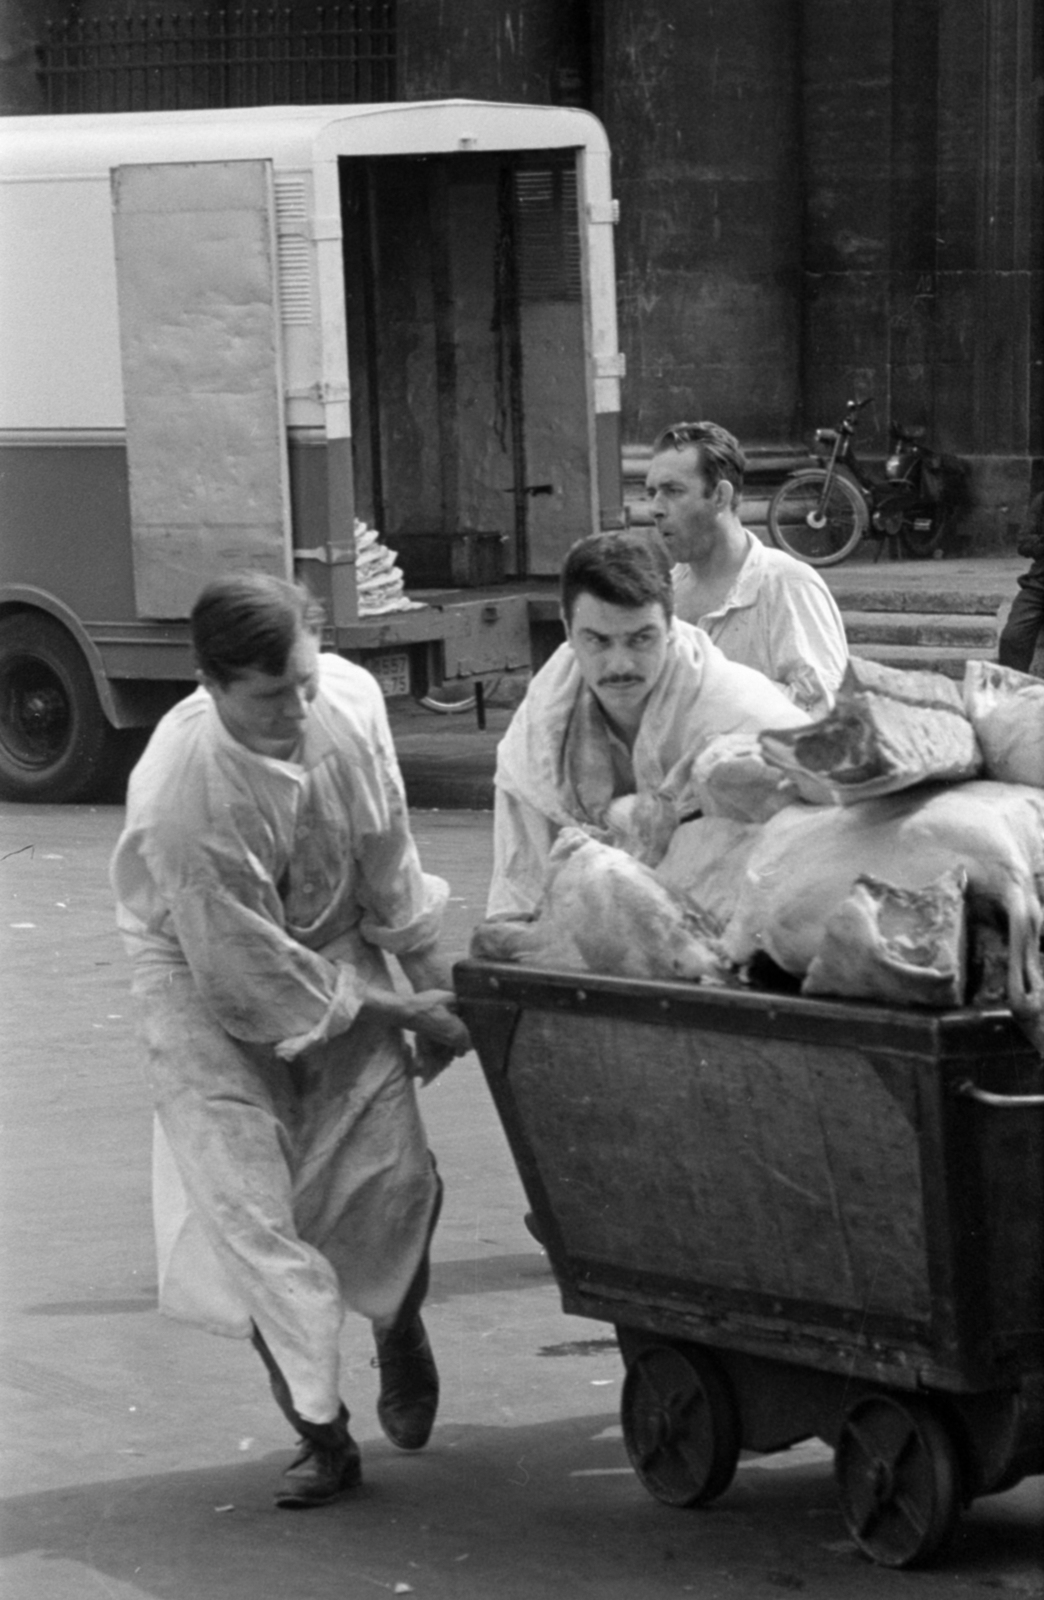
[{"xmin": 112, "ymin": 159, "xmax": 292, "ymax": 618}]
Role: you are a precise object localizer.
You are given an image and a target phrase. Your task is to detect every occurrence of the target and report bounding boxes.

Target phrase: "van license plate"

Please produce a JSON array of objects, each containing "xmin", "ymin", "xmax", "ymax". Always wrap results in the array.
[{"xmin": 368, "ymin": 651, "xmax": 410, "ymax": 699}]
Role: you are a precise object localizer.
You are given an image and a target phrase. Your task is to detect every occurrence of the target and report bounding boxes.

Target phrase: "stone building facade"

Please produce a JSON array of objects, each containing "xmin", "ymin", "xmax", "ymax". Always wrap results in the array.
[{"xmin": 3, "ymin": 0, "xmax": 1040, "ymax": 543}]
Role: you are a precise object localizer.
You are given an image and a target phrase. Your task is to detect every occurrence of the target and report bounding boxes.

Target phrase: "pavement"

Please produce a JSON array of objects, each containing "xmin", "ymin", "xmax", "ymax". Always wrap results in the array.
[
  {"xmin": 2, "ymin": 803, "xmax": 1042, "ymax": 1600},
  {"xmin": 389, "ymin": 555, "xmax": 1028, "ymax": 811},
  {"xmin": 2, "ymin": 550, "xmax": 1040, "ymax": 1597}
]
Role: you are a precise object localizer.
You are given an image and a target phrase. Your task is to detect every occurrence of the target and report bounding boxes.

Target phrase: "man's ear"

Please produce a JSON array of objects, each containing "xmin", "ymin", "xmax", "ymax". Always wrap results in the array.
[{"xmin": 714, "ymin": 478, "xmax": 734, "ymax": 512}]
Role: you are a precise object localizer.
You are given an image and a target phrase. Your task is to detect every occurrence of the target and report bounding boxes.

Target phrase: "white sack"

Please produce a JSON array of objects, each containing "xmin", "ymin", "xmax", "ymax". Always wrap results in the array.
[{"xmin": 963, "ymin": 660, "xmax": 1044, "ymax": 787}]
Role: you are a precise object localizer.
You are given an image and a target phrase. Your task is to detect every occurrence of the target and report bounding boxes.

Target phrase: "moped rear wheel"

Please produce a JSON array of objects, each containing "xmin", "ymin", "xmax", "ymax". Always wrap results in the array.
[{"xmin": 768, "ymin": 469, "xmax": 868, "ymax": 566}]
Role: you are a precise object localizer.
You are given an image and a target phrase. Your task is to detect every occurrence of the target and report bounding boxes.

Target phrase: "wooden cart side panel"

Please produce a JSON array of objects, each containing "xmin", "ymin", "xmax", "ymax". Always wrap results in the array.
[
  {"xmin": 456, "ymin": 963, "xmax": 1043, "ymax": 1392},
  {"xmin": 508, "ymin": 1010, "xmax": 933, "ymax": 1323}
]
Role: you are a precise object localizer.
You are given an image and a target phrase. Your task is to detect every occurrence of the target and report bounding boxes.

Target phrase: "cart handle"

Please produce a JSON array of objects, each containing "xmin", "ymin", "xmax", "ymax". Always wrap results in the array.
[{"xmin": 954, "ymin": 1078, "xmax": 1044, "ymax": 1108}]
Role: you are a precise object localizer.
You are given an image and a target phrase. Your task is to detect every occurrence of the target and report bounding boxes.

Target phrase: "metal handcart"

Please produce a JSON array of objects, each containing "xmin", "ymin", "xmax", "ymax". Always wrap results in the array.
[{"xmin": 455, "ymin": 960, "xmax": 1044, "ymax": 1569}]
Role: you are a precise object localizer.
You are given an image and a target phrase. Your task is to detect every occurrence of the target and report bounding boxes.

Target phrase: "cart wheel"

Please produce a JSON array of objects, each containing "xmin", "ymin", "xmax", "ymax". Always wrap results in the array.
[
  {"xmin": 620, "ymin": 1343, "xmax": 740, "ymax": 1508},
  {"xmin": 834, "ymin": 1393, "xmax": 962, "ymax": 1568}
]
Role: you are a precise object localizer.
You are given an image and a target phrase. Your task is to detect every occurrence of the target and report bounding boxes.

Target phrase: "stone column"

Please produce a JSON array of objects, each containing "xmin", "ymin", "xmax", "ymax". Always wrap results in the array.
[{"xmin": 599, "ymin": 0, "xmax": 804, "ymax": 447}]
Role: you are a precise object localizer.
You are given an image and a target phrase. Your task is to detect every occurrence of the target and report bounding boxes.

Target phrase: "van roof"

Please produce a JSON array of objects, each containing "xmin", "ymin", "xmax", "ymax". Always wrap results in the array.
[{"xmin": 0, "ymin": 100, "xmax": 608, "ymax": 178}]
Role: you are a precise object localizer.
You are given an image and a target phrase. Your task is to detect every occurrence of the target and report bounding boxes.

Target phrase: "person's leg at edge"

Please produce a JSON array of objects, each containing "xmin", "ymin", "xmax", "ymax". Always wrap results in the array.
[
  {"xmin": 251, "ymin": 1321, "xmax": 363, "ymax": 1508},
  {"xmin": 998, "ymin": 567, "xmax": 1044, "ymax": 673},
  {"xmin": 371, "ymin": 1160, "xmax": 443, "ymax": 1452}
]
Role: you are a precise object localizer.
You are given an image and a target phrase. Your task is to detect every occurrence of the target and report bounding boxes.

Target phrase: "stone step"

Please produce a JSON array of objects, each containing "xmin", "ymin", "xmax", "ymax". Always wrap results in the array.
[
  {"xmin": 843, "ymin": 610, "xmax": 998, "ymax": 649},
  {"xmin": 828, "ymin": 583, "xmax": 1006, "ymax": 616},
  {"xmin": 848, "ymin": 643, "xmax": 992, "ymax": 680}
]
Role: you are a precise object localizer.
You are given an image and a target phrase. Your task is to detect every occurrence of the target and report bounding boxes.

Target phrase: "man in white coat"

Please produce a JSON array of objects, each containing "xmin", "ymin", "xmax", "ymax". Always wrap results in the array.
[
  {"xmin": 645, "ymin": 420, "xmax": 848, "ymax": 718},
  {"xmin": 488, "ymin": 531, "xmax": 810, "ymax": 917},
  {"xmin": 111, "ymin": 574, "xmax": 470, "ymax": 1509}
]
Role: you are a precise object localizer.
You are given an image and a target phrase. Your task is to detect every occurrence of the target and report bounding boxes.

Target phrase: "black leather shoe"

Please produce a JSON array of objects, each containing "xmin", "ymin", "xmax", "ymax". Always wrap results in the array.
[
  {"xmin": 373, "ymin": 1315, "xmax": 439, "ymax": 1451},
  {"xmin": 275, "ymin": 1405, "xmax": 363, "ymax": 1508}
]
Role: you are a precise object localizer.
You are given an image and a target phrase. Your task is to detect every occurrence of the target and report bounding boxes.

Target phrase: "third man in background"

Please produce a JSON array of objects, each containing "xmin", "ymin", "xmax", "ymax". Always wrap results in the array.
[{"xmin": 645, "ymin": 420, "xmax": 848, "ymax": 718}]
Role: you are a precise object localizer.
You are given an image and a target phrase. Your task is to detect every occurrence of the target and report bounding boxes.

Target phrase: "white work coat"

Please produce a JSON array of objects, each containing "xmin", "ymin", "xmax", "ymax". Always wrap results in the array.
[
  {"xmin": 673, "ymin": 532, "xmax": 848, "ymax": 717},
  {"xmin": 488, "ymin": 621, "xmax": 809, "ymax": 916},
  {"xmin": 111, "ymin": 654, "xmax": 446, "ymax": 1422}
]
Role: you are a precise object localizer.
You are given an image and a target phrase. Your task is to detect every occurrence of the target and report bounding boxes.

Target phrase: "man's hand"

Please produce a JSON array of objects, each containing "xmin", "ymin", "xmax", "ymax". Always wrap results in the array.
[
  {"xmin": 277, "ymin": 984, "xmax": 472, "ymax": 1065},
  {"xmin": 398, "ymin": 988, "xmax": 472, "ymax": 1056},
  {"xmin": 393, "ymin": 948, "xmax": 471, "ymax": 1079},
  {"xmin": 409, "ymin": 1035, "xmax": 461, "ymax": 1085}
]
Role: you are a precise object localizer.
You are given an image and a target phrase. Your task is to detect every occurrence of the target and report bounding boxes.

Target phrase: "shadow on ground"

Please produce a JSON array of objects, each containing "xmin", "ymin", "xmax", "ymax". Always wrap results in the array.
[{"xmin": 2, "ymin": 1412, "xmax": 1041, "ymax": 1600}]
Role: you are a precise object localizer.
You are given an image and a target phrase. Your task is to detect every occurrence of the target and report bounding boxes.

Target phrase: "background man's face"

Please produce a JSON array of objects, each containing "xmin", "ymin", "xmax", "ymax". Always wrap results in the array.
[
  {"xmin": 565, "ymin": 593, "xmax": 671, "ymax": 722},
  {"xmin": 203, "ymin": 627, "xmax": 320, "ymax": 759},
  {"xmin": 645, "ymin": 444, "xmax": 721, "ymax": 564}
]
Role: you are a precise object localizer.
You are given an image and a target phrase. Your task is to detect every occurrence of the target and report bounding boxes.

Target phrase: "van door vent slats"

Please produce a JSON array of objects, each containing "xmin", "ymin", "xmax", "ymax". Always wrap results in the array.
[
  {"xmin": 275, "ymin": 177, "xmax": 312, "ymax": 325},
  {"xmin": 514, "ymin": 167, "xmax": 582, "ymax": 304}
]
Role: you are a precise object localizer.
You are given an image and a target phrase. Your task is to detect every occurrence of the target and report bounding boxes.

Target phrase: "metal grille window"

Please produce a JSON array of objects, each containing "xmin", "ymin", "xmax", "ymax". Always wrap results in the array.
[
  {"xmin": 514, "ymin": 164, "xmax": 581, "ymax": 303},
  {"xmin": 38, "ymin": 4, "xmax": 397, "ymax": 115}
]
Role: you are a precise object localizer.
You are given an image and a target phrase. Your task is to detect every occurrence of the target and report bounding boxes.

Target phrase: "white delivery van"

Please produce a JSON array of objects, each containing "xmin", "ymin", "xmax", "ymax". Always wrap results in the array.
[{"xmin": 0, "ymin": 100, "xmax": 624, "ymax": 799}]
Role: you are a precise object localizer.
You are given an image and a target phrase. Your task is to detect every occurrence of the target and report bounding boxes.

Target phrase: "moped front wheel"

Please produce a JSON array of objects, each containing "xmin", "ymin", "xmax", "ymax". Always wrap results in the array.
[{"xmin": 767, "ymin": 470, "xmax": 868, "ymax": 565}]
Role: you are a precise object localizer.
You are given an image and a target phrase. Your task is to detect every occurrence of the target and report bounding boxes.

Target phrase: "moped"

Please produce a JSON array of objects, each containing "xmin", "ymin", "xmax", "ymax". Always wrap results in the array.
[{"xmin": 767, "ymin": 397, "xmax": 968, "ymax": 566}]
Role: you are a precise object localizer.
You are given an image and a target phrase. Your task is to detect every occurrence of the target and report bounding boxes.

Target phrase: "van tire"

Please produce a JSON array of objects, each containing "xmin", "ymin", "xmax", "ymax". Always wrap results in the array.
[{"xmin": 0, "ymin": 612, "xmax": 118, "ymax": 803}]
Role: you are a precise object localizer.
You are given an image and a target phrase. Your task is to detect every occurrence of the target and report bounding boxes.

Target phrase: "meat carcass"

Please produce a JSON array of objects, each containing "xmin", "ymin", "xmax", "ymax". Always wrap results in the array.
[
  {"xmin": 802, "ymin": 868, "xmax": 968, "ymax": 1007},
  {"xmin": 721, "ymin": 781, "xmax": 1044, "ymax": 1044},
  {"xmin": 603, "ymin": 791, "xmax": 682, "ymax": 867},
  {"xmin": 690, "ymin": 732, "xmax": 804, "ymax": 823},
  {"xmin": 469, "ymin": 911, "xmax": 586, "ymax": 971},
  {"xmin": 471, "ymin": 826, "xmax": 727, "ymax": 983},
  {"xmin": 759, "ymin": 656, "xmax": 982, "ymax": 805}
]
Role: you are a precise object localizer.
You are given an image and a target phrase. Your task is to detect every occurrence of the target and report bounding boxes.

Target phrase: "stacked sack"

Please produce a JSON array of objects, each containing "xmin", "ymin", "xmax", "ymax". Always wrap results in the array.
[{"xmin": 354, "ymin": 519, "xmax": 426, "ymax": 616}]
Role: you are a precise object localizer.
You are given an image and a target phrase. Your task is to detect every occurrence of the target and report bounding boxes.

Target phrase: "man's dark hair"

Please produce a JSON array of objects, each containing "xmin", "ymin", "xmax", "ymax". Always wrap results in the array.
[
  {"xmin": 191, "ymin": 573, "xmax": 325, "ymax": 687},
  {"xmin": 561, "ymin": 532, "xmax": 674, "ymax": 626},
  {"xmin": 651, "ymin": 420, "xmax": 746, "ymax": 505}
]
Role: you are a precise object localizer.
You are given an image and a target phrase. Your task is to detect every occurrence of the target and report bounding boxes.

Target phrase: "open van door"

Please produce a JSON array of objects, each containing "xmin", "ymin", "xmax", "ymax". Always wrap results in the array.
[
  {"xmin": 112, "ymin": 159, "xmax": 292, "ymax": 618},
  {"xmin": 340, "ymin": 149, "xmax": 596, "ymax": 581}
]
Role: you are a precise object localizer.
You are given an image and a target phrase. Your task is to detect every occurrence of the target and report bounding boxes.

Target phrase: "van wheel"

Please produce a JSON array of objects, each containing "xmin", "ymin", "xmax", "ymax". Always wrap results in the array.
[{"xmin": 0, "ymin": 613, "xmax": 117, "ymax": 802}]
